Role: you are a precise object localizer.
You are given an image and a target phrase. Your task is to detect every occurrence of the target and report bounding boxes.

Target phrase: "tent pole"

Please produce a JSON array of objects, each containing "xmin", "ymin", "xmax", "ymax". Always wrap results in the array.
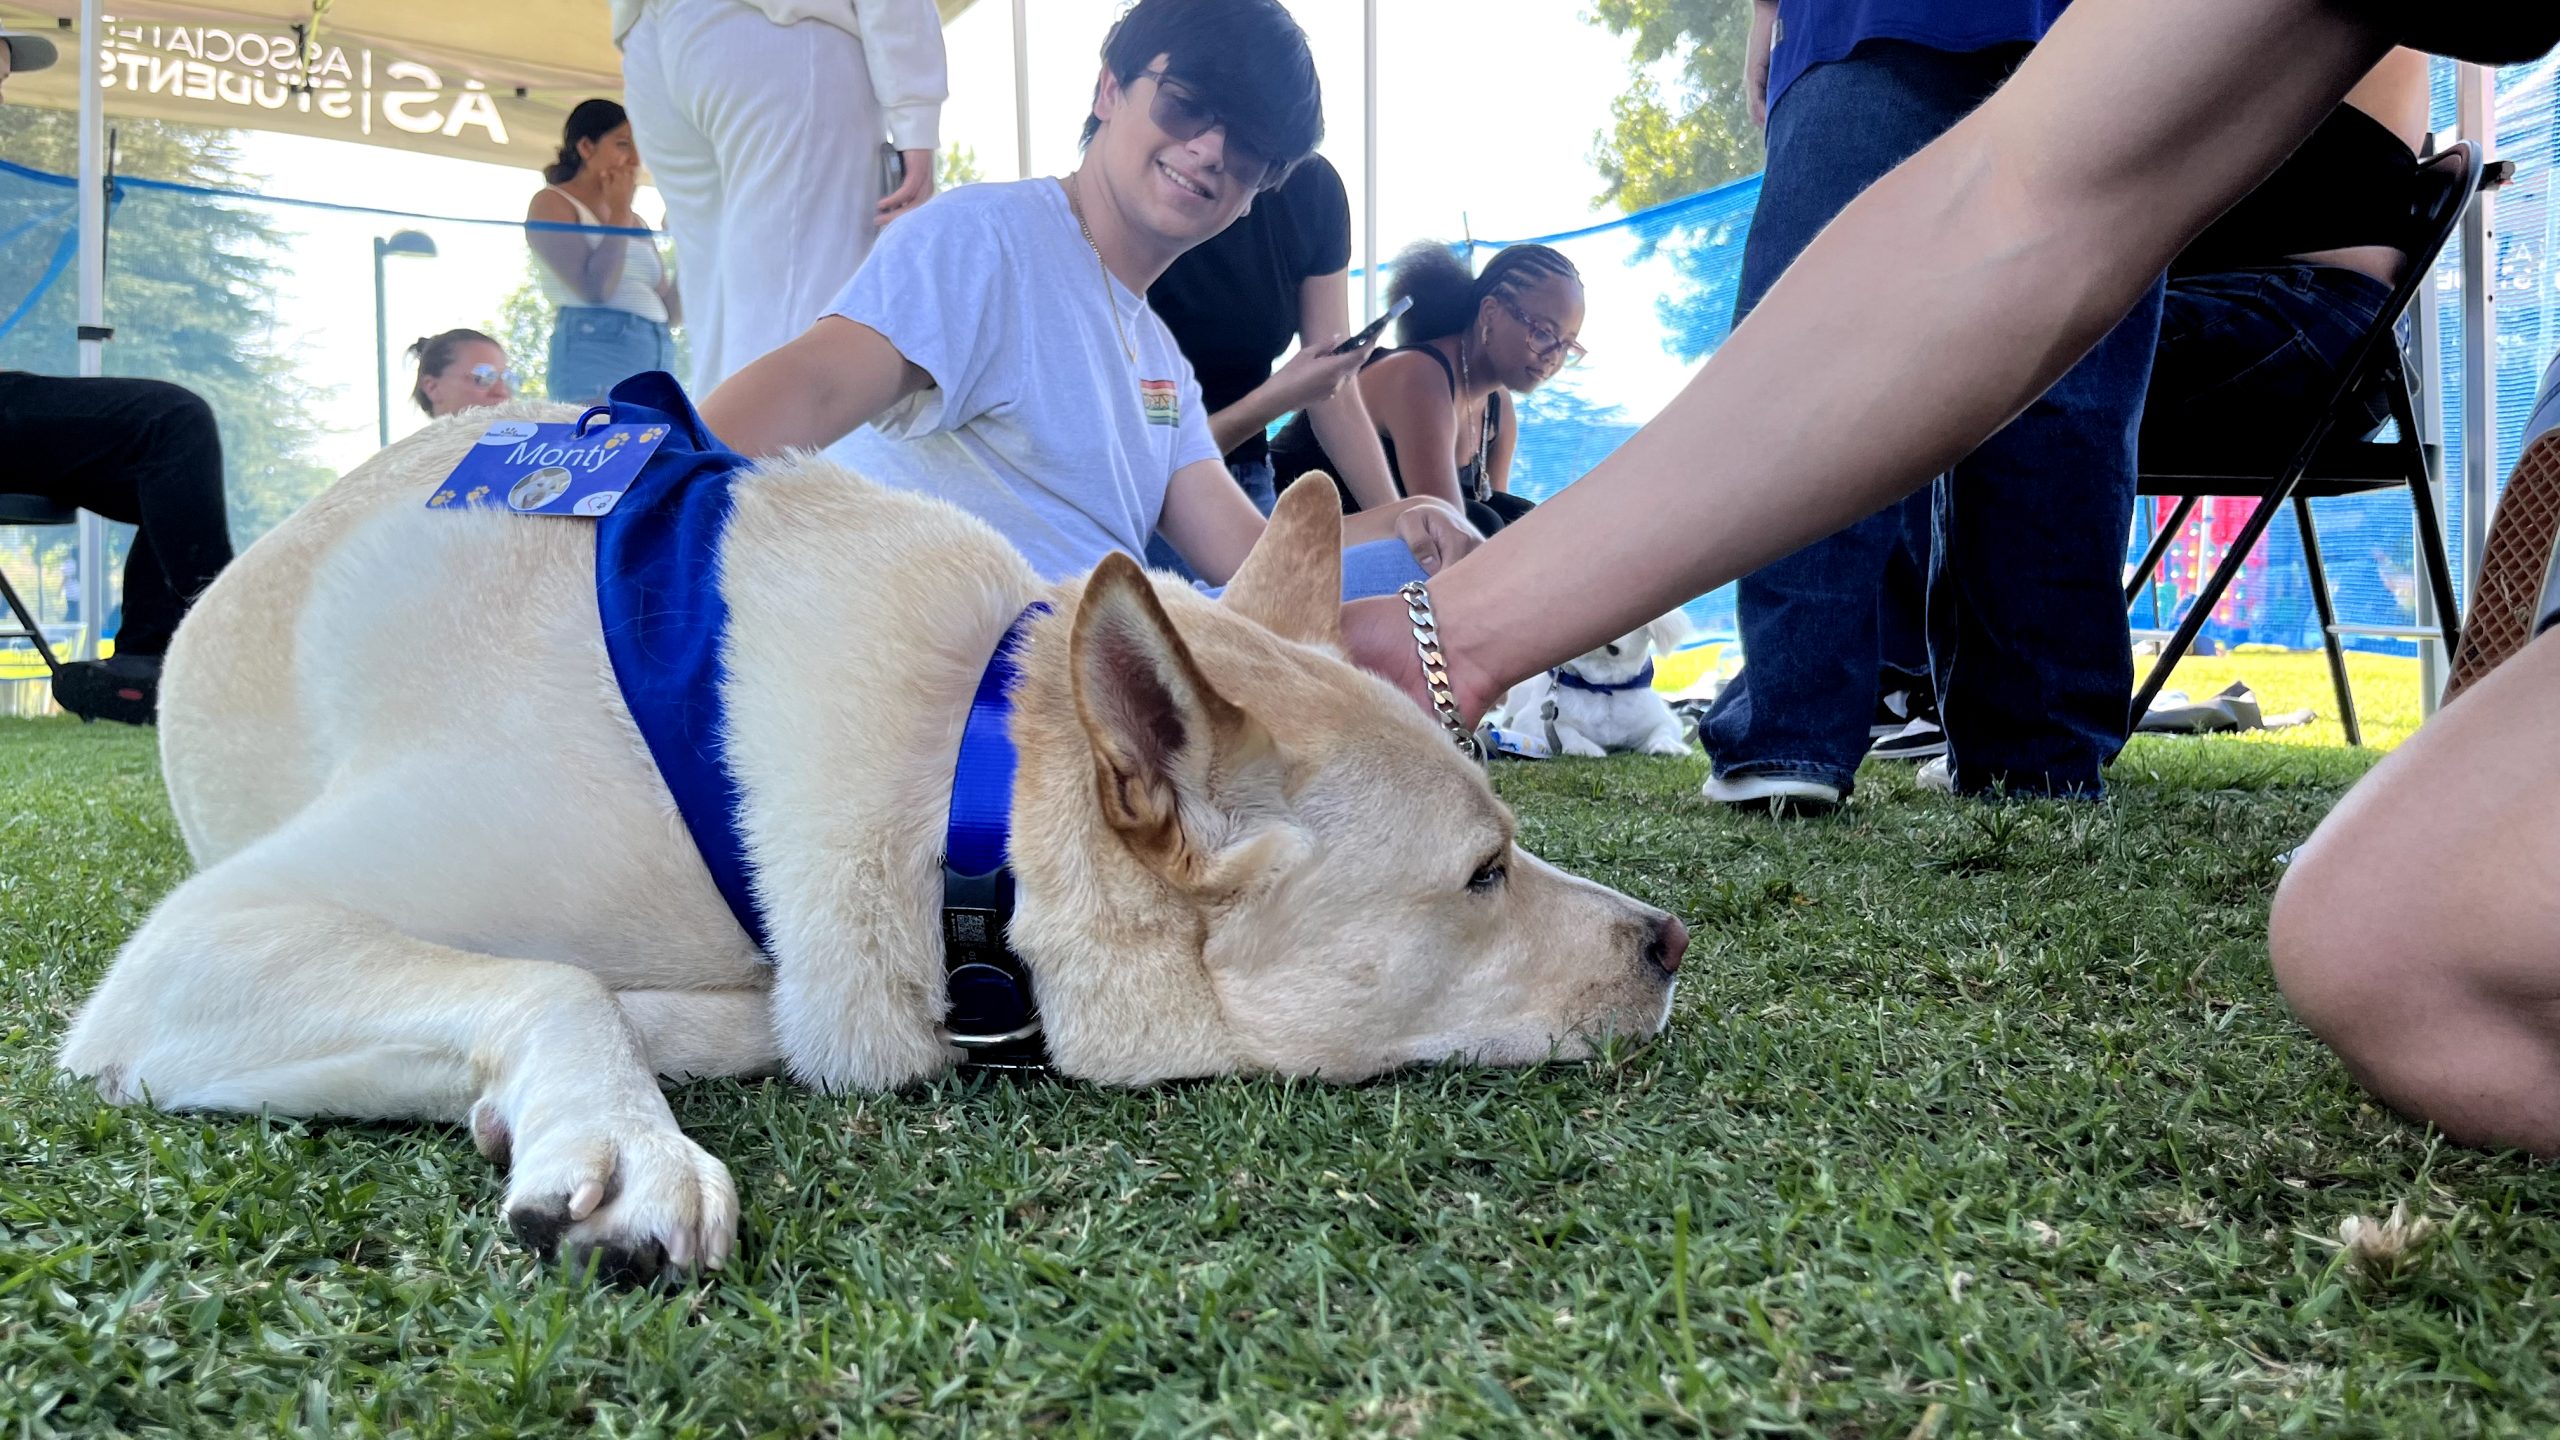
[
  {"xmin": 2413, "ymin": 166, "xmax": 2447, "ymax": 715},
  {"xmin": 2456, "ymin": 63, "xmax": 2496, "ymax": 620},
  {"xmin": 1012, "ymin": 0, "xmax": 1031, "ymax": 180},
  {"xmin": 75, "ymin": 0, "xmax": 107, "ymax": 662},
  {"xmin": 1362, "ymin": 0, "xmax": 1377, "ymax": 321}
]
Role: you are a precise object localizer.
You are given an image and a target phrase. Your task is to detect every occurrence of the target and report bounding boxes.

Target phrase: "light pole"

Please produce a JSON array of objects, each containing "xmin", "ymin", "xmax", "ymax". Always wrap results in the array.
[{"xmin": 373, "ymin": 229, "xmax": 438, "ymax": 448}]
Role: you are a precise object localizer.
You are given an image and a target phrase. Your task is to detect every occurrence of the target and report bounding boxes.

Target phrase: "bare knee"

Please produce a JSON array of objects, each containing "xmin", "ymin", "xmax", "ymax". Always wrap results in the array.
[{"xmin": 2267, "ymin": 842, "xmax": 2404, "ymax": 1052}]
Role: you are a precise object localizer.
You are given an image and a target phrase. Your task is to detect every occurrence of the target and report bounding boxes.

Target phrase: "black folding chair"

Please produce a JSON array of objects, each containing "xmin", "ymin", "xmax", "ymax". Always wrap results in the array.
[
  {"xmin": 0, "ymin": 494, "xmax": 76, "ymax": 679},
  {"xmin": 2127, "ymin": 140, "xmax": 2490, "ymax": 746}
]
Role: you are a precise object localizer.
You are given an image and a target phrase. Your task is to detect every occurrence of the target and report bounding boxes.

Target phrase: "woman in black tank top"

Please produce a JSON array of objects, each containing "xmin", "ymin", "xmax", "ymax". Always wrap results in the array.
[{"xmin": 1270, "ymin": 241, "xmax": 1587, "ymax": 535}]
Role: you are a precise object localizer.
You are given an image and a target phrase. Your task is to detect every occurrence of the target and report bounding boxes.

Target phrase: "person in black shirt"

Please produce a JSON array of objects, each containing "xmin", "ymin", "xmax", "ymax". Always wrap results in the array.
[
  {"xmin": 1145, "ymin": 154, "xmax": 1398, "ymax": 576},
  {"xmin": 1269, "ymin": 240, "xmax": 1584, "ymax": 537}
]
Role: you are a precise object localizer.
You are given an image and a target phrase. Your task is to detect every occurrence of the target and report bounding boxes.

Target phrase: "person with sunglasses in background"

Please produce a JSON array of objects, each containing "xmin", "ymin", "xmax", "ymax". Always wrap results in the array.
[
  {"xmin": 1269, "ymin": 241, "xmax": 1585, "ymax": 537},
  {"xmin": 408, "ymin": 329, "xmax": 519, "ymax": 419},
  {"xmin": 701, "ymin": 0, "xmax": 1478, "ymax": 593}
]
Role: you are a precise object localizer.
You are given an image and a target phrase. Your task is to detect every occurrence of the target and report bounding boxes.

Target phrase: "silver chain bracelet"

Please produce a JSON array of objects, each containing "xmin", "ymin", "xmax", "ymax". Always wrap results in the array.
[{"xmin": 1399, "ymin": 581, "xmax": 1484, "ymax": 762}]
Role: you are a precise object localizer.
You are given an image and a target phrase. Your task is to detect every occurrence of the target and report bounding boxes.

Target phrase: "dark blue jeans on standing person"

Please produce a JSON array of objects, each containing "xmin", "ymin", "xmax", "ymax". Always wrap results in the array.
[{"xmin": 1701, "ymin": 38, "xmax": 2164, "ymax": 798}]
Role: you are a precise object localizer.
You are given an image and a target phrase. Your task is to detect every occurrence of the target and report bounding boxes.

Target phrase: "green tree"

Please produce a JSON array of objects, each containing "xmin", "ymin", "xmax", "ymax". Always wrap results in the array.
[
  {"xmin": 0, "ymin": 111, "xmax": 339, "ymax": 545},
  {"xmin": 937, "ymin": 143, "xmax": 983, "ymax": 191},
  {"xmin": 488, "ymin": 257, "xmax": 554, "ymax": 401},
  {"xmin": 1589, "ymin": 0, "xmax": 1763, "ymax": 213}
]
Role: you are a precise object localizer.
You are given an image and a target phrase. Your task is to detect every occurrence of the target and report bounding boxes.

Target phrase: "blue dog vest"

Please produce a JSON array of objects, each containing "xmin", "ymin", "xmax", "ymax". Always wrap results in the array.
[
  {"xmin": 588, "ymin": 372, "xmax": 1045, "ymax": 1063},
  {"xmin": 591, "ymin": 372, "xmax": 770, "ymax": 954}
]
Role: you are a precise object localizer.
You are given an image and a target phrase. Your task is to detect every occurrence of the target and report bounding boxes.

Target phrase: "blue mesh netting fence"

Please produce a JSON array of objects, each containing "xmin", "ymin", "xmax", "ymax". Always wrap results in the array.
[{"xmin": 5, "ymin": 49, "xmax": 2560, "ymax": 669}]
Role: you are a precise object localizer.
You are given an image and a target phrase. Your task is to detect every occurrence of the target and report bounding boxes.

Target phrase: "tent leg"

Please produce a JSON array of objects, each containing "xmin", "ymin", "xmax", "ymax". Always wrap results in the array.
[{"xmin": 75, "ymin": 0, "xmax": 108, "ymax": 662}]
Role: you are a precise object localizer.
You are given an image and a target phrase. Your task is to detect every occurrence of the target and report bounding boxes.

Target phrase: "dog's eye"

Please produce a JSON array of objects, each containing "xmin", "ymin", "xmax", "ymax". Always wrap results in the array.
[{"xmin": 1466, "ymin": 857, "xmax": 1508, "ymax": 894}]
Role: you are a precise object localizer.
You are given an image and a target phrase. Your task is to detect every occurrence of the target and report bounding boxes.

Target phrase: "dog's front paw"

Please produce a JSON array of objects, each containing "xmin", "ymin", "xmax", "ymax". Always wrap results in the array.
[
  {"xmin": 1642, "ymin": 735, "xmax": 1694, "ymax": 757},
  {"xmin": 1558, "ymin": 732, "xmax": 1608, "ymax": 758},
  {"xmin": 503, "ymin": 1120, "xmax": 738, "ymax": 1284}
]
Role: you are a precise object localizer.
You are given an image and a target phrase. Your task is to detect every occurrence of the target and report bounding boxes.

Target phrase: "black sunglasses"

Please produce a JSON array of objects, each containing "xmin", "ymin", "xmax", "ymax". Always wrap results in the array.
[{"xmin": 1135, "ymin": 68, "xmax": 1278, "ymax": 190}]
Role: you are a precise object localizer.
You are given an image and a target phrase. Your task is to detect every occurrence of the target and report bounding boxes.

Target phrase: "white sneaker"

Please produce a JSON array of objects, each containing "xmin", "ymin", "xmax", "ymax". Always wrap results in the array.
[
  {"xmin": 1703, "ymin": 773, "xmax": 1843, "ymax": 812},
  {"xmin": 1915, "ymin": 757, "xmax": 1955, "ymax": 794}
]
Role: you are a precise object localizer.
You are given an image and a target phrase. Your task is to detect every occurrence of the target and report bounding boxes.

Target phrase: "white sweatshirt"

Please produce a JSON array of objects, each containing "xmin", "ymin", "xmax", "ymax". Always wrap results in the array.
[{"xmin": 611, "ymin": 0, "xmax": 950, "ymax": 152}]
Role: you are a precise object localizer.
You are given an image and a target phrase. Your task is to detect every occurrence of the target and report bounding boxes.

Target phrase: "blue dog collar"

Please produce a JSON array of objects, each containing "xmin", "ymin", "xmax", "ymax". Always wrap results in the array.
[
  {"xmin": 940, "ymin": 603, "xmax": 1052, "ymax": 1070},
  {"xmin": 1552, "ymin": 660, "xmax": 1655, "ymax": 694}
]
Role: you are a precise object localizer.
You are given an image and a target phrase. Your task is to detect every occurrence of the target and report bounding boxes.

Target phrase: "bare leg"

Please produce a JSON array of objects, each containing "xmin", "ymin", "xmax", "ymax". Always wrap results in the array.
[
  {"xmin": 2270, "ymin": 633, "xmax": 2560, "ymax": 1154},
  {"xmin": 61, "ymin": 881, "xmax": 747, "ymax": 1280}
]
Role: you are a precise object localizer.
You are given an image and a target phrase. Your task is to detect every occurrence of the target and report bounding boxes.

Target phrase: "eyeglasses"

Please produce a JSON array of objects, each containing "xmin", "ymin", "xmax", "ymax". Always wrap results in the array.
[
  {"xmin": 467, "ymin": 363, "xmax": 522, "ymax": 390},
  {"xmin": 1493, "ymin": 293, "xmax": 1587, "ymax": 367},
  {"xmin": 1136, "ymin": 68, "xmax": 1277, "ymax": 191}
]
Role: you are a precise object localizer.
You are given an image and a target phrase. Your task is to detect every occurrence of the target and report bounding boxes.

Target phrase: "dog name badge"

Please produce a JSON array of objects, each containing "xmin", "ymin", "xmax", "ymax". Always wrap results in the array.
[{"xmin": 425, "ymin": 417, "xmax": 672, "ymax": 518}]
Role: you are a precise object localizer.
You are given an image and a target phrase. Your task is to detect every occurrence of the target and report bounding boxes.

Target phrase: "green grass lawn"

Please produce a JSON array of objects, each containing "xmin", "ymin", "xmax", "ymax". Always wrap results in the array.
[{"xmin": 4, "ymin": 685, "xmax": 2554, "ymax": 1437}]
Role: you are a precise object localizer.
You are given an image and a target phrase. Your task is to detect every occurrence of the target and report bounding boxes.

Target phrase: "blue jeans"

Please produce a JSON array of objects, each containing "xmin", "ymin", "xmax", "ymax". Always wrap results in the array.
[
  {"xmin": 1147, "ymin": 455, "xmax": 1279, "ymax": 580},
  {"xmin": 550, "ymin": 307, "xmax": 676, "ymax": 407},
  {"xmin": 2146, "ymin": 264, "xmax": 2391, "ymax": 444},
  {"xmin": 1701, "ymin": 40, "xmax": 2164, "ymax": 797}
]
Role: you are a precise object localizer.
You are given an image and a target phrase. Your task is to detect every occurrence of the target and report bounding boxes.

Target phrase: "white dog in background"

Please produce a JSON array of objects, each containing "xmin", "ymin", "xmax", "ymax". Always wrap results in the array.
[
  {"xmin": 56, "ymin": 417, "xmax": 1687, "ymax": 1284},
  {"xmin": 1497, "ymin": 616, "xmax": 1696, "ymax": 758}
]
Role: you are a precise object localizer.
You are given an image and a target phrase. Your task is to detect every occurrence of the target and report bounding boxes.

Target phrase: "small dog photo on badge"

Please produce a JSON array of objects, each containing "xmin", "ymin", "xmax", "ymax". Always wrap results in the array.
[{"xmin": 509, "ymin": 466, "xmax": 574, "ymax": 512}]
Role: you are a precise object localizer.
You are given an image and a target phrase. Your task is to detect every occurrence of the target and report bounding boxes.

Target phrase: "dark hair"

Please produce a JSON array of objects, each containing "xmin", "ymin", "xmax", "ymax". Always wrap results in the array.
[
  {"xmin": 545, "ymin": 98, "xmax": 627, "ymax": 185},
  {"xmin": 1389, "ymin": 241, "xmax": 1582, "ymax": 347},
  {"xmin": 1076, "ymin": 0, "xmax": 1321, "ymax": 187},
  {"xmin": 408, "ymin": 328, "xmax": 499, "ymax": 415}
]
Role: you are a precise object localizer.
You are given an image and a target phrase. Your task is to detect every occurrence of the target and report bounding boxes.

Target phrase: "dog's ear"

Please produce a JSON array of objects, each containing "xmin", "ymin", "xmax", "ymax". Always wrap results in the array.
[
  {"xmin": 1220, "ymin": 474, "xmax": 1344, "ymax": 648},
  {"xmin": 1073, "ymin": 554, "xmax": 1286, "ymax": 881},
  {"xmin": 1645, "ymin": 612, "xmax": 1697, "ymax": 658}
]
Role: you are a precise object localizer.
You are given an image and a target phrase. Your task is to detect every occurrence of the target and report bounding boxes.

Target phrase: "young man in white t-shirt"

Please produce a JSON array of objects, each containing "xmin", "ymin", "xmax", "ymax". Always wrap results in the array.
[{"xmin": 699, "ymin": 0, "xmax": 1475, "ymax": 588}]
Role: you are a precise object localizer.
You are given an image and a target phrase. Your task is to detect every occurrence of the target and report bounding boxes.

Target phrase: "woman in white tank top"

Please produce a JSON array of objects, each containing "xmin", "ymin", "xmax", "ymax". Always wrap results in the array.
[{"xmin": 526, "ymin": 100, "xmax": 683, "ymax": 405}]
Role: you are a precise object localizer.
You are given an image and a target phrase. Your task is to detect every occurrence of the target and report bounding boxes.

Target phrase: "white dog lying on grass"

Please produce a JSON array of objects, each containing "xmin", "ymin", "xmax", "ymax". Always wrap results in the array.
[
  {"xmin": 57, "ymin": 406, "xmax": 1687, "ymax": 1283},
  {"xmin": 1496, "ymin": 617, "xmax": 1697, "ymax": 758}
]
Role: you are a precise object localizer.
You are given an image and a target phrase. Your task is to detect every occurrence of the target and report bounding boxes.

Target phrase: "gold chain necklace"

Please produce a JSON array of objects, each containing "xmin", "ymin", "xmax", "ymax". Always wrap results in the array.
[
  {"xmin": 1455, "ymin": 331, "xmax": 1492, "ymax": 502},
  {"xmin": 1064, "ymin": 175, "xmax": 1138, "ymax": 365}
]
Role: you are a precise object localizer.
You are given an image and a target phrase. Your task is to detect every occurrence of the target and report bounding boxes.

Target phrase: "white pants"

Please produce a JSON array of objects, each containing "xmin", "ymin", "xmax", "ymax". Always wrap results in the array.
[{"xmin": 621, "ymin": 0, "xmax": 886, "ymax": 394}]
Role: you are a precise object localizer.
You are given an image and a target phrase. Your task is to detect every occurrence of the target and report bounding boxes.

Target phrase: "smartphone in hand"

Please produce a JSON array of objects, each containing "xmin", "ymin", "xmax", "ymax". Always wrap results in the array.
[{"xmin": 1333, "ymin": 295, "xmax": 1415, "ymax": 355}]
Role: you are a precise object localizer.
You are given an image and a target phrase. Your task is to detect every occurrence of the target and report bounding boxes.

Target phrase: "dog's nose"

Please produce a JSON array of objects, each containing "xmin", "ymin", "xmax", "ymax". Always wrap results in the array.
[{"xmin": 1644, "ymin": 915, "xmax": 1689, "ymax": 976}]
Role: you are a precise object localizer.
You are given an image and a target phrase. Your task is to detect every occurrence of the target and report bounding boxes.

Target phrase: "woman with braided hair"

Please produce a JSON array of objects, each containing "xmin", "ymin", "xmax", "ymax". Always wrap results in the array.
[{"xmin": 1270, "ymin": 240, "xmax": 1586, "ymax": 536}]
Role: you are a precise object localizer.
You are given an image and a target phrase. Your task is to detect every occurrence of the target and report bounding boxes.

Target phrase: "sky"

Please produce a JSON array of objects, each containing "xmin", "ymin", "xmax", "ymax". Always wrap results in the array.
[{"xmin": 206, "ymin": 0, "xmax": 1700, "ymax": 477}]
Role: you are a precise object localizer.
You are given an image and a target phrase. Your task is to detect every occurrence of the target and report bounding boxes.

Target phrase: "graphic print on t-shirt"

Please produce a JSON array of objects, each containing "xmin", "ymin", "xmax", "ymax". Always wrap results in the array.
[{"xmin": 1139, "ymin": 378, "xmax": 1180, "ymax": 427}]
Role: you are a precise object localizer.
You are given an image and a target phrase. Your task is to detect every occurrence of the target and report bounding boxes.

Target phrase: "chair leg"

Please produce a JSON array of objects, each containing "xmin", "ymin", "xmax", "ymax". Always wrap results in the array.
[
  {"xmin": 2126, "ymin": 495, "xmax": 2200, "ymax": 607},
  {"xmin": 0, "ymin": 564, "xmax": 63, "ymax": 679},
  {"xmin": 2293, "ymin": 494, "xmax": 2360, "ymax": 746},
  {"xmin": 2404, "ymin": 439, "xmax": 2462, "ymax": 653},
  {"xmin": 2132, "ymin": 491, "xmax": 2295, "ymax": 726}
]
